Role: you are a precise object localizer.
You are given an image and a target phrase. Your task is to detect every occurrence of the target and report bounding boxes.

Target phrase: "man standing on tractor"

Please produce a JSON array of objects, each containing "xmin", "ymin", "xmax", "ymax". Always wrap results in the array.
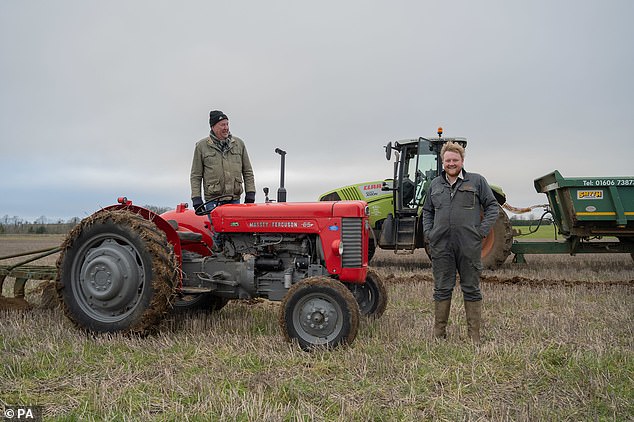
[
  {"xmin": 190, "ymin": 110, "xmax": 256, "ymax": 210},
  {"xmin": 422, "ymin": 141, "xmax": 498, "ymax": 345}
]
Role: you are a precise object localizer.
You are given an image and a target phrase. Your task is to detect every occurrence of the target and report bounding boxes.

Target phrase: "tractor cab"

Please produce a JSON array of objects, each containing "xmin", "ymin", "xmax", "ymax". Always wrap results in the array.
[
  {"xmin": 378, "ymin": 128, "xmax": 467, "ymax": 251},
  {"xmin": 319, "ymin": 127, "xmax": 511, "ymax": 267}
]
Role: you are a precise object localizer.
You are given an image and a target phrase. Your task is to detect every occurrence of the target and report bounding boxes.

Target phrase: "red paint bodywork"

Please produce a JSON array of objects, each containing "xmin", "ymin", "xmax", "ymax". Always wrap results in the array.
[
  {"xmin": 103, "ymin": 199, "xmax": 370, "ymax": 285},
  {"xmin": 210, "ymin": 201, "xmax": 369, "ymax": 283}
]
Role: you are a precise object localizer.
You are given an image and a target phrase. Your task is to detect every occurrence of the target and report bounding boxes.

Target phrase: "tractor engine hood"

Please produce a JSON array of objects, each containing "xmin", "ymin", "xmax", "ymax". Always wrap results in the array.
[{"xmin": 211, "ymin": 201, "xmax": 369, "ymax": 233}]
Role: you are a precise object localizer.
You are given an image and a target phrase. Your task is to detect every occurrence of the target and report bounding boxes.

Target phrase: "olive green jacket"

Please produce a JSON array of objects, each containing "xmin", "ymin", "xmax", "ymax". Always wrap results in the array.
[{"xmin": 190, "ymin": 134, "xmax": 255, "ymax": 201}]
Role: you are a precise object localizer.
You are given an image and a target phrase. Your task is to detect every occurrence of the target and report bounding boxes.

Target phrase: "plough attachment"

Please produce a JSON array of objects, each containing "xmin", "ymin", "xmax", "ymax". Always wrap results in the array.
[{"xmin": 0, "ymin": 247, "xmax": 60, "ymax": 310}]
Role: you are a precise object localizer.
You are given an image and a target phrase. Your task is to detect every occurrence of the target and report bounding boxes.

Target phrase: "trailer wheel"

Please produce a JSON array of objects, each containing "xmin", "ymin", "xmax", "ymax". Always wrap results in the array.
[
  {"xmin": 172, "ymin": 293, "xmax": 229, "ymax": 312},
  {"xmin": 56, "ymin": 210, "xmax": 177, "ymax": 334},
  {"xmin": 346, "ymin": 269, "xmax": 388, "ymax": 318},
  {"xmin": 279, "ymin": 277, "xmax": 360, "ymax": 351},
  {"xmin": 481, "ymin": 206, "xmax": 513, "ymax": 270}
]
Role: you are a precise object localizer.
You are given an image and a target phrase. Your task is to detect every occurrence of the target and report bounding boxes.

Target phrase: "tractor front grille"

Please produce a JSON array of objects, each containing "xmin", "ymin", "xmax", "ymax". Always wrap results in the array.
[{"xmin": 341, "ymin": 217, "xmax": 363, "ymax": 268}]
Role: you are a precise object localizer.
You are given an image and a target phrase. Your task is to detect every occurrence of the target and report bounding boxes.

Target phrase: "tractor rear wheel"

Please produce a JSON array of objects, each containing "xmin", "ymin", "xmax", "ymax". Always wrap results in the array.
[
  {"xmin": 279, "ymin": 277, "xmax": 360, "ymax": 351},
  {"xmin": 481, "ymin": 206, "xmax": 513, "ymax": 270},
  {"xmin": 346, "ymin": 269, "xmax": 388, "ymax": 318},
  {"xmin": 57, "ymin": 210, "xmax": 177, "ymax": 334}
]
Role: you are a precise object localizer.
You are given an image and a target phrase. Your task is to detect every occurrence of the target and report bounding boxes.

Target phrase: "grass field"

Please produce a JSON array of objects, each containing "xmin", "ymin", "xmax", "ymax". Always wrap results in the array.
[
  {"xmin": 1, "ymin": 237, "xmax": 633, "ymax": 420},
  {"xmin": 511, "ymin": 223, "xmax": 557, "ymax": 240}
]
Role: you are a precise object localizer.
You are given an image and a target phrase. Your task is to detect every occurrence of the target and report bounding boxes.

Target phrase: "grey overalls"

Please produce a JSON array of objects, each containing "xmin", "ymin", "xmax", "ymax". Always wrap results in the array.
[{"xmin": 422, "ymin": 170, "xmax": 499, "ymax": 302}]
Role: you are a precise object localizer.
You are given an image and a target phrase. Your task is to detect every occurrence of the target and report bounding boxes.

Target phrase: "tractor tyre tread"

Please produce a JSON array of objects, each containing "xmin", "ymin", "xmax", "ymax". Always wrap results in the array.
[
  {"xmin": 279, "ymin": 277, "xmax": 360, "ymax": 351},
  {"xmin": 56, "ymin": 210, "xmax": 178, "ymax": 335},
  {"xmin": 481, "ymin": 206, "xmax": 513, "ymax": 270}
]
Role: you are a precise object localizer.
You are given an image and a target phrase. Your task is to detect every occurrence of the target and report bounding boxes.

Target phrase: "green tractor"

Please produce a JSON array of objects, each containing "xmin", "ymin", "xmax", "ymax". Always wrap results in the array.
[{"xmin": 319, "ymin": 129, "xmax": 513, "ymax": 269}]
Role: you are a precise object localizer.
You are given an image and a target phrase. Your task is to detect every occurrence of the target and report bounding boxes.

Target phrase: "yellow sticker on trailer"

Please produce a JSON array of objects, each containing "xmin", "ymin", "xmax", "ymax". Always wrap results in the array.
[{"xmin": 577, "ymin": 190, "xmax": 603, "ymax": 199}]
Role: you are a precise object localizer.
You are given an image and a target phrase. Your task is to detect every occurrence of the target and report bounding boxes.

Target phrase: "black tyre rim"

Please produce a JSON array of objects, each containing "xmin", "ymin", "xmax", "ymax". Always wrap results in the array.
[
  {"xmin": 347, "ymin": 270, "xmax": 387, "ymax": 318},
  {"xmin": 349, "ymin": 282, "xmax": 377, "ymax": 315}
]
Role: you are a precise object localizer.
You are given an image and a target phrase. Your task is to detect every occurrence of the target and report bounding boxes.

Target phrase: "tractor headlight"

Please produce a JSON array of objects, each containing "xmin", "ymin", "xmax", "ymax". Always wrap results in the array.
[{"xmin": 331, "ymin": 239, "xmax": 344, "ymax": 256}]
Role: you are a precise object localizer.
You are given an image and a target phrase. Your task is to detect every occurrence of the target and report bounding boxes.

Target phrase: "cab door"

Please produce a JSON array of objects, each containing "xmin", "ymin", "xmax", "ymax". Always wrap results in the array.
[{"xmin": 393, "ymin": 138, "xmax": 438, "ymax": 250}]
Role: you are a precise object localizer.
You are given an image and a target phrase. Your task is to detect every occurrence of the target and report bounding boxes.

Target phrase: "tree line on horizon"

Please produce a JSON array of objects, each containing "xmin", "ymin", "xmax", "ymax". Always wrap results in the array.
[{"xmin": 0, "ymin": 205, "xmax": 173, "ymax": 234}]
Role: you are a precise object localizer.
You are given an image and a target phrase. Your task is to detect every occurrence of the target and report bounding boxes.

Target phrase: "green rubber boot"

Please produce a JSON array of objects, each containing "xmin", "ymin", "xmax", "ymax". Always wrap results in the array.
[
  {"xmin": 433, "ymin": 299, "xmax": 452, "ymax": 339},
  {"xmin": 464, "ymin": 300, "xmax": 482, "ymax": 345}
]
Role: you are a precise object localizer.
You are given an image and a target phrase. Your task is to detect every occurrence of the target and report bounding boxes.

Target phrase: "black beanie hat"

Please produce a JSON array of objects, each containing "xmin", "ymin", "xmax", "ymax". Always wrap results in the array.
[{"xmin": 209, "ymin": 110, "xmax": 228, "ymax": 128}]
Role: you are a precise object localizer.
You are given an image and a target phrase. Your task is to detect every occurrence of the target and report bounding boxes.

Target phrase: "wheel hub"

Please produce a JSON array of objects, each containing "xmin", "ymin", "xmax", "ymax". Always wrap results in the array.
[
  {"xmin": 79, "ymin": 239, "xmax": 143, "ymax": 314},
  {"xmin": 299, "ymin": 298, "xmax": 337, "ymax": 337}
]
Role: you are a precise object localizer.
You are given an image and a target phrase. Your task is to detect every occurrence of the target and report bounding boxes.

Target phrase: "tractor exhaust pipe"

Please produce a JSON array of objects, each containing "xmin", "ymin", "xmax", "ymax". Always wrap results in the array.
[{"xmin": 275, "ymin": 148, "xmax": 287, "ymax": 203}]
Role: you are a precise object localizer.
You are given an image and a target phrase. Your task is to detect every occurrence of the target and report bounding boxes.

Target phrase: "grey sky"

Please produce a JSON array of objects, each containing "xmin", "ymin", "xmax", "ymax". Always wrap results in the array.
[{"xmin": 1, "ymin": 0, "xmax": 633, "ymax": 222}]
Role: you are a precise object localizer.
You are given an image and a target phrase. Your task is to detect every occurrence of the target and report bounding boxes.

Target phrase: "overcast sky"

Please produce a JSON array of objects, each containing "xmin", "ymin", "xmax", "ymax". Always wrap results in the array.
[{"xmin": 1, "ymin": 0, "xmax": 633, "ymax": 222}]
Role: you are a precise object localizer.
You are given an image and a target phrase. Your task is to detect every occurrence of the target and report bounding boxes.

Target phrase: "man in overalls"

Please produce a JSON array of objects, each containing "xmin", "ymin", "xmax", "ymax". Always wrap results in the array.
[{"xmin": 422, "ymin": 141, "xmax": 499, "ymax": 344}]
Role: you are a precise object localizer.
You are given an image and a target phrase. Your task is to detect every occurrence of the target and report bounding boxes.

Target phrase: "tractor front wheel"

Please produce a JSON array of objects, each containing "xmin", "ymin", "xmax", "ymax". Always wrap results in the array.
[
  {"xmin": 367, "ymin": 238, "xmax": 376, "ymax": 262},
  {"xmin": 346, "ymin": 269, "xmax": 388, "ymax": 318},
  {"xmin": 279, "ymin": 277, "xmax": 360, "ymax": 351},
  {"xmin": 56, "ymin": 210, "xmax": 177, "ymax": 334}
]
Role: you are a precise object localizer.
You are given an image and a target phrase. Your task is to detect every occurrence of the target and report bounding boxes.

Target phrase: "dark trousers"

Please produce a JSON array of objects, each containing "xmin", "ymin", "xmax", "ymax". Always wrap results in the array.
[{"xmin": 431, "ymin": 231, "xmax": 483, "ymax": 302}]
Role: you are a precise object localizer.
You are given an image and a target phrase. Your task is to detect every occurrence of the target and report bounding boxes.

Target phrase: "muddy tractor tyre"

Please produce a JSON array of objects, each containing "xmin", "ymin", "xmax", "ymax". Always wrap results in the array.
[
  {"xmin": 481, "ymin": 206, "xmax": 513, "ymax": 270},
  {"xmin": 367, "ymin": 238, "xmax": 376, "ymax": 262},
  {"xmin": 346, "ymin": 269, "xmax": 388, "ymax": 319},
  {"xmin": 279, "ymin": 277, "xmax": 360, "ymax": 351},
  {"xmin": 56, "ymin": 210, "xmax": 178, "ymax": 335},
  {"xmin": 172, "ymin": 293, "xmax": 229, "ymax": 312}
]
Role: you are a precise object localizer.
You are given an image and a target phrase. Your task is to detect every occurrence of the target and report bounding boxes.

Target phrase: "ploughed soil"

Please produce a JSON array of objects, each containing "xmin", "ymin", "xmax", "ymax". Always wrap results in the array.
[
  {"xmin": 372, "ymin": 248, "xmax": 633, "ymax": 287},
  {"xmin": 0, "ymin": 234, "xmax": 65, "ymax": 266},
  {"xmin": 0, "ymin": 297, "xmax": 32, "ymax": 311},
  {"xmin": 1, "ymin": 235, "xmax": 632, "ymax": 311},
  {"xmin": 1, "ymin": 234, "xmax": 65, "ymax": 310},
  {"xmin": 383, "ymin": 273, "xmax": 633, "ymax": 288}
]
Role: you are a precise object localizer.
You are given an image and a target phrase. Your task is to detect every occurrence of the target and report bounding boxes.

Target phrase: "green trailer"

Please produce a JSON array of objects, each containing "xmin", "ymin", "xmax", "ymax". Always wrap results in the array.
[{"xmin": 511, "ymin": 170, "xmax": 634, "ymax": 262}]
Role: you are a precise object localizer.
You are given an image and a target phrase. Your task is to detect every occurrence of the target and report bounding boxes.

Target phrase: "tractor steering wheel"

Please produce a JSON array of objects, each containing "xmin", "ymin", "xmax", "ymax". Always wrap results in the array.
[{"xmin": 194, "ymin": 194, "xmax": 236, "ymax": 216}]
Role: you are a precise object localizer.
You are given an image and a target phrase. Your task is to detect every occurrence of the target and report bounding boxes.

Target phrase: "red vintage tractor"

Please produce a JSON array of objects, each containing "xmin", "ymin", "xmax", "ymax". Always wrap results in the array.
[{"xmin": 56, "ymin": 152, "xmax": 387, "ymax": 351}]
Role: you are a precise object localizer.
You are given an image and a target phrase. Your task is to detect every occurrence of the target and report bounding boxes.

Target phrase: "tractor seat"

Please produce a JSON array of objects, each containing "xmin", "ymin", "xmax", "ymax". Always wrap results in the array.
[{"xmin": 166, "ymin": 219, "xmax": 203, "ymax": 242}]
